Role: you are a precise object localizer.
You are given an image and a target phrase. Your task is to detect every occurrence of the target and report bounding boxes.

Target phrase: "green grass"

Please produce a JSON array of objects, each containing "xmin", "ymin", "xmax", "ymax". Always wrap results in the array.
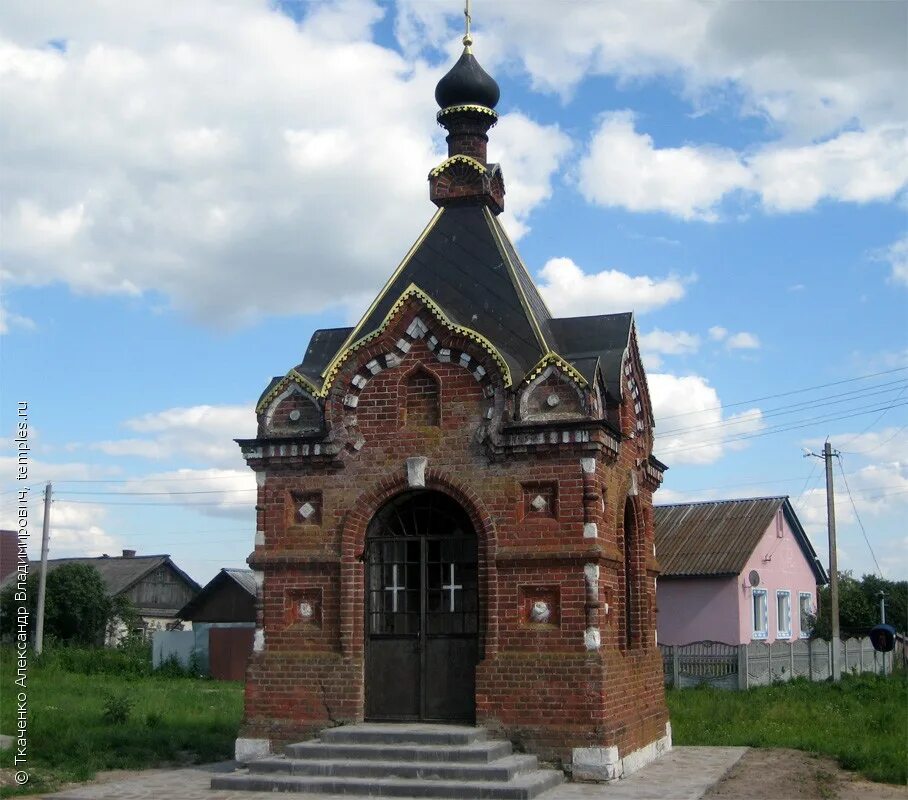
[
  {"xmin": 0, "ymin": 646, "xmax": 243, "ymax": 797},
  {"xmin": 667, "ymin": 671, "xmax": 908, "ymax": 785}
]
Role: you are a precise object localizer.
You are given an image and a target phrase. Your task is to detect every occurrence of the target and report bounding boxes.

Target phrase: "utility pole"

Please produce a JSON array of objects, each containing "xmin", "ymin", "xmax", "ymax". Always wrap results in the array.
[
  {"xmin": 879, "ymin": 590, "xmax": 887, "ymax": 675},
  {"xmin": 806, "ymin": 442, "xmax": 840, "ymax": 680},
  {"xmin": 823, "ymin": 442, "xmax": 841, "ymax": 681},
  {"xmin": 35, "ymin": 482, "xmax": 52, "ymax": 655}
]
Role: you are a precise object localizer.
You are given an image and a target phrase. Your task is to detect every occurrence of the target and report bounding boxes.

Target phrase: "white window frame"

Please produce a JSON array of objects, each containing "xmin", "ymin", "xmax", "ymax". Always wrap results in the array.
[
  {"xmin": 752, "ymin": 588, "xmax": 768, "ymax": 639},
  {"xmin": 776, "ymin": 589, "xmax": 792, "ymax": 639},
  {"xmin": 799, "ymin": 592, "xmax": 813, "ymax": 638}
]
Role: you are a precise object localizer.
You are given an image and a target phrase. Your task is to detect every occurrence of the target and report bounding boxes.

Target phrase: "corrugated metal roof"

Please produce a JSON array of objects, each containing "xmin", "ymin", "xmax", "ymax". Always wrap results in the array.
[
  {"xmin": 655, "ymin": 497, "xmax": 785, "ymax": 577},
  {"xmin": 223, "ymin": 568, "xmax": 256, "ymax": 597},
  {"xmin": 654, "ymin": 496, "xmax": 828, "ymax": 584}
]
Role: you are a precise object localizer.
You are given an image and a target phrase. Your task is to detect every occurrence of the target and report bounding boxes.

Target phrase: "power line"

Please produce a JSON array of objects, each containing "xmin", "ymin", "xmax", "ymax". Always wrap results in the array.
[
  {"xmin": 656, "ymin": 380, "xmax": 907, "ymax": 438},
  {"xmin": 836, "ymin": 457, "xmax": 883, "ymax": 578},
  {"xmin": 656, "ymin": 400, "xmax": 908, "ymax": 455},
  {"xmin": 654, "ymin": 366, "xmax": 908, "ymax": 421},
  {"xmin": 839, "ymin": 423, "xmax": 908, "ymax": 456},
  {"xmin": 838, "ymin": 385, "xmax": 908, "ymax": 450}
]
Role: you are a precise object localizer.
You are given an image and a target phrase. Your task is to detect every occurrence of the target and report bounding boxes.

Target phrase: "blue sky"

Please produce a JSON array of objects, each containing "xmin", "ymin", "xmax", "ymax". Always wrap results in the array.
[{"xmin": 0, "ymin": 0, "xmax": 905, "ymax": 586}]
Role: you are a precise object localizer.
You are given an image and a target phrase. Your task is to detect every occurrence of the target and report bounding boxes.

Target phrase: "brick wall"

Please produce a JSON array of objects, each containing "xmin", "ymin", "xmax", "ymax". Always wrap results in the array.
[{"xmin": 240, "ymin": 297, "xmax": 668, "ymax": 766}]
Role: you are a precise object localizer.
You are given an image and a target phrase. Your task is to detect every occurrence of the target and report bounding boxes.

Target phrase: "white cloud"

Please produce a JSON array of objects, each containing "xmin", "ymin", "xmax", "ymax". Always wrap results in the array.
[
  {"xmin": 0, "ymin": 299, "xmax": 35, "ymax": 334},
  {"xmin": 638, "ymin": 329, "xmax": 700, "ymax": 369},
  {"xmin": 488, "ymin": 112, "xmax": 572, "ymax": 239},
  {"xmin": 120, "ymin": 468, "xmax": 256, "ymax": 520},
  {"xmin": 536, "ymin": 257, "xmax": 687, "ymax": 317},
  {"xmin": 578, "ymin": 111, "xmax": 750, "ymax": 222},
  {"xmin": 708, "ymin": 326, "xmax": 760, "ymax": 350},
  {"xmin": 649, "ymin": 373, "xmax": 764, "ymax": 465},
  {"xmin": 577, "ymin": 113, "xmax": 907, "ymax": 221},
  {"xmin": 397, "ymin": 0, "xmax": 906, "ymax": 140},
  {"xmin": 750, "ymin": 125, "xmax": 908, "ymax": 212},
  {"xmin": 92, "ymin": 404, "xmax": 256, "ymax": 468},
  {"xmin": 874, "ymin": 235, "xmax": 908, "ymax": 287},
  {"xmin": 726, "ymin": 331, "xmax": 760, "ymax": 350},
  {"xmin": 0, "ymin": 498, "xmax": 117, "ymax": 560},
  {"xmin": 708, "ymin": 326, "xmax": 728, "ymax": 342},
  {"xmin": 0, "ymin": 1, "xmax": 567, "ymax": 326}
]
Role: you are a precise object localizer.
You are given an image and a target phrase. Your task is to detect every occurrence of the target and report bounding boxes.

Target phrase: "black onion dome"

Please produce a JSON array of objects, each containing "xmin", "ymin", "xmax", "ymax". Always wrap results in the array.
[{"xmin": 434, "ymin": 49, "xmax": 500, "ymax": 110}]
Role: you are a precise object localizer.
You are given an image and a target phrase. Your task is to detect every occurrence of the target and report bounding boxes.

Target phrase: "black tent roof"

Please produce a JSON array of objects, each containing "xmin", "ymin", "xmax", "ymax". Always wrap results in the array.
[{"xmin": 268, "ymin": 206, "xmax": 639, "ymax": 401}]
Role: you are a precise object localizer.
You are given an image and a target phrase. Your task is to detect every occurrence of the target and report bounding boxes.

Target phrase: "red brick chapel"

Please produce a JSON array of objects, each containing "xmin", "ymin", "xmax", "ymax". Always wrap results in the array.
[{"xmin": 235, "ymin": 20, "xmax": 671, "ymax": 783}]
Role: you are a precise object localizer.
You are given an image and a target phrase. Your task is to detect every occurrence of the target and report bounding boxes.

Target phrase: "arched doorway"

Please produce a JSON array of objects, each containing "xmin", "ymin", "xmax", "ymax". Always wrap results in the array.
[{"xmin": 364, "ymin": 490, "xmax": 478, "ymax": 722}]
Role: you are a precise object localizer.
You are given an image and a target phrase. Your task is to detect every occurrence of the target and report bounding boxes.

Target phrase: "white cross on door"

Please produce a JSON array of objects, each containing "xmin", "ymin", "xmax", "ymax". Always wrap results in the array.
[
  {"xmin": 384, "ymin": 564, "xmax": 406, "ymax": 612},
  {"xmin": 441, "ymin": 563, "xmax": 462, "ymax": 612}
]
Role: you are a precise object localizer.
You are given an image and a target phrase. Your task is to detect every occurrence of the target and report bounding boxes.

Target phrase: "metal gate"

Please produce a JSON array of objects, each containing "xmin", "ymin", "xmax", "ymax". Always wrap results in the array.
[{"xmin": 365, "ymin": 491, "xmax": 478, "ymax": 722}]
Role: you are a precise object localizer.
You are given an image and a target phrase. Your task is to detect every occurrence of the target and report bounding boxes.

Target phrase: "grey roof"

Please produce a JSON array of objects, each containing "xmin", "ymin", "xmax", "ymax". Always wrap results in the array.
[
  {"xmin": 222, "ymin": 568, "xmax": 257, "ymax": 596},
  {"xmin": 176, "ymin": 567, "xmax": 256, "ymax": 620},
  {"xmin": 0, "ymin": 554, "xmax": 201, "ymax": 596},
  {"xmin": 549, "ymin": 313, "xmax": 633, "ymax": 401},
  {"xmin": 654, "ymin": 496, "xmax": 827, "ymax": 583}
]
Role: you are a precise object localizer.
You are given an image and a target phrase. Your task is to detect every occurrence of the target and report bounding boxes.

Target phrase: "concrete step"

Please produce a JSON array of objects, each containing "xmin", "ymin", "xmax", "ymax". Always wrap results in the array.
[
  {"xmin": 211, "ymin": 768, "xmax": 563, "ymax": 799},
  {"xmin": 284, "ymin": 739, "xmax": 513, "ymax": 764},
  {"xmin": 318, "ymin": 723, "xmax": 486, "ymax": 746},
  {"xmin": 247, "ymin": 753, "xmax": 540, "ymax": 782}
]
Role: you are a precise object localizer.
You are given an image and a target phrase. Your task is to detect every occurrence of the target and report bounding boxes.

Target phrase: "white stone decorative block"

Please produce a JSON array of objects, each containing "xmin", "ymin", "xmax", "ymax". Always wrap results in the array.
[
  {"xmin": 584, "ymin": 563, "xmax": 600, "ymax": 583},
  {"xmin": 580, "ymin": 457, "xmax": 596, "ymax": 474},
  {"xmin": 385, "ymin": 353, "xmax": 401, "ymax": 368},
  {"xmin": 628, "ymin": 472, "xmax": 638, "ymax": 496},
  {"xmin": 531, "ymin": 494, "xmax": 547, "ymax": 512},
  {"xmin": 253, "ymin": 628, "xmax": 265, "ymax": 653},
  {"xmin": 486, "ymin": 407, "xmax": 494, "ymax": 420},
  {"xmin": 573, "ymin": 745, "xmax": 620, "ymax": 782},
  {"xmin": 406, "ymin": 456, "xmax": 428, "ymax": 488},
  {"xmin": 473, "ymin": 365, "xmax": 486, "ymax": 379},
  {"xmin": 343, "ymin": 394, "xmax": 359, "ymax": 408},
  {"xmin": 459, "ymin": 353, "xmax": 471, "ymax": 367},
  {"xmin": 584, "ymin": 627, "xmax": 601, "ymax": 651},
  {"xmin": 530, "ymin": 601, "xmax": 551, "ymax": 623},
  {"xmin": 235, "ymin": 737, "xmax": 271, "ymax": 764},
  {"xmin": 583, "ymin": 522, "xmax": 599, "ymax": 539},
  {"xmin": 437, "ymin": 348, "xmax": 451, "ymax": 362},
  {"xmin": 366, "ymin": 359, "xmax": 382, "ymax": 374},
  {"xmin": 396, "ymin": 338, "xmax": 412, "ymax": 353},
  {"xmin": 313, "ymin": 444, "xmax": 321, "ymax": 455},
  {"xmin": 255, "ymin": 471, "xmax": 267, "ymax": 487},
  {"xmin": 352, "ymin": 374, "xmax": 368, "ymax": 389},
  {"xmin": 298, "ymin": 601, "xmax": 314, "ymax": 619},
  {"xmin": 299, "ymin": 502, "xmax": 316, "ymax": 520},
  {"xmin": 288, "ymin": 409, "xmax": 301, "ymax": 422},
  {"xmin": 353, "ymin": 436, "xmax": 366, "ymax": 451},
  {"xmin": 406, "ymin": 318, "xmax": 427, "ymax": 338},
  {"xmin": 253, "ymin": 571, "xmax": 265, "ymax": 590},
  {"xmin": 546, "ymin": 393, "xmax": 560, "ymax": 407},
  {"xmin": 427, "ymin": 336, "xmax": 438, "ymax": 350},
  {"xmin": 562, "ymin": 431, "xmax": 570, "ymax": 443},
  {"xmin": 255, "ymin": 530, "xmax": 265, "ymax": 546}
]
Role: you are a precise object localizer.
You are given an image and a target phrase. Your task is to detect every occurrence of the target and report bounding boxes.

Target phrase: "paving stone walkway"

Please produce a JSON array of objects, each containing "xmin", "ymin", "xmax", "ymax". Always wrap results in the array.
[{"xmin": 42, "ymin": 746, "xmax": 748, "ymax": 800}]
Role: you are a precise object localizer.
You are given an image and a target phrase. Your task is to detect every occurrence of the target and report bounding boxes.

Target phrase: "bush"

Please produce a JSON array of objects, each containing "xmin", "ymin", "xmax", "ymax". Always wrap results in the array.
[{"xmin": 101, "ymin": 692, "xmax": 133, "ymax": 724}]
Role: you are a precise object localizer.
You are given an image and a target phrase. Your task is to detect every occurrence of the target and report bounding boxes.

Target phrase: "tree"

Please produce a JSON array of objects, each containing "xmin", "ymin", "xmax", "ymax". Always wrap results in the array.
[
  {"xmin": 811, "ymin": 571, "xmax": 907, "ymax": 639},
  {"xmin": 0, "ymin": 563, "xmax": 134, "ymax": 646}
]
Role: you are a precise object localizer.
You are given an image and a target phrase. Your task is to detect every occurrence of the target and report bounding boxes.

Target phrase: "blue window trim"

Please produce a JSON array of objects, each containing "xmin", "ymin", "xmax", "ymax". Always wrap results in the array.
[
  {"xmin": 752, "ymin": 588, "xmax": 768, "ymax": 639},
  {"xmin": 776, "ymin": 589, "xmax": 792, "ymax": 639},
  {"xmin": 798, "ymin": 591, "xmax": 813, "ymax": 638}
]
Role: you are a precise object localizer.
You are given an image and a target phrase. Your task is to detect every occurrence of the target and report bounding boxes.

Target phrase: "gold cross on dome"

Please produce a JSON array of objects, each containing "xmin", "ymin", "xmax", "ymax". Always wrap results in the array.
[{"xmin": 463, "ymin": 0, "xmax": 473, "ymax": 50}]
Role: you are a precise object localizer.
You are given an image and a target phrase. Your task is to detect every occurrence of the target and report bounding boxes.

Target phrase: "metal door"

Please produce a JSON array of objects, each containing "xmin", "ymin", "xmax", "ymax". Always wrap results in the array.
[{"xmin": 365, "ymin": 491, "xmax": 478, "ymax": 722}]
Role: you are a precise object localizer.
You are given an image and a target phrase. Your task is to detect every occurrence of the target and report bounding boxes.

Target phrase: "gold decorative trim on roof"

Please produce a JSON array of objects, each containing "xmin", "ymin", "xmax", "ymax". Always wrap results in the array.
[
  {"xmin": 429, "ymin": 155, "xmax": 487, "ymax": 177},
  {"xmin": 321, "ymin": 282, "xmax": 512, "ymax": 390},
  {"xmin": 522, "ymin": 352, "xmax": 589, "ymax": 389},
  {"xmin": 256, "ymin": 370, "xmax": 321, "ymax": 414},
  {"xmin": 322, "ymin": 208, "xmax": 444, "ymax": 375},
  {"xmin": 437, "ymin": 104, "xmax": 498, "ymax": 120}
]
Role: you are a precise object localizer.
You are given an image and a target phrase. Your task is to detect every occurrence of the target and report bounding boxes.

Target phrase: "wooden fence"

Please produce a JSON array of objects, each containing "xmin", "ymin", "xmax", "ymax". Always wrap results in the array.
[{"xmin": 661, "ymin": 635, "xmax": 905, "ymax": 690}]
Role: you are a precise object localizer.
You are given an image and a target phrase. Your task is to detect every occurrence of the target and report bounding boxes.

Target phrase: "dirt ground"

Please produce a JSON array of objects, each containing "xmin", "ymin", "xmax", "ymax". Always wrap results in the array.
[{"xmin": 705, "ymin": 748, "xmax": 908, "ymax": 800}]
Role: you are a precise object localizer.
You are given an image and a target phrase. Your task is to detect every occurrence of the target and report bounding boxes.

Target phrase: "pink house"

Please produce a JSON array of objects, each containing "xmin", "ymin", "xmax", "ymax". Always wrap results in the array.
[{"xmin": 654, "ymin": 497, "xmax": 828, "ymax": 645}]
